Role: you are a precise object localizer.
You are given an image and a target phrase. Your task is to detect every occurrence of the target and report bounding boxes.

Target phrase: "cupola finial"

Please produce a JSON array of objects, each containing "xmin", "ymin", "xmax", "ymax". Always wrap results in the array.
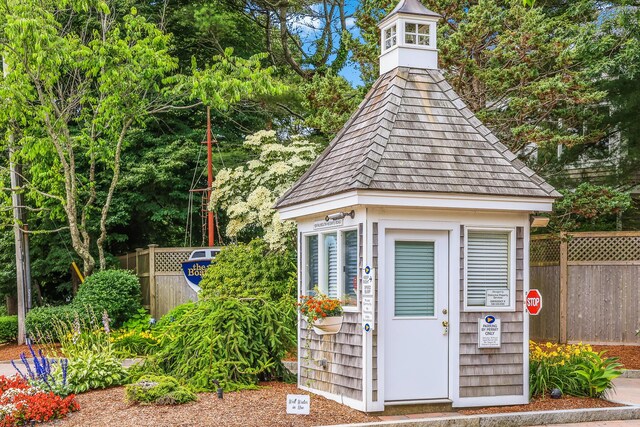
[{"xmin": 378, "ymin": 0, "xmax": 441, "ymax": 74}]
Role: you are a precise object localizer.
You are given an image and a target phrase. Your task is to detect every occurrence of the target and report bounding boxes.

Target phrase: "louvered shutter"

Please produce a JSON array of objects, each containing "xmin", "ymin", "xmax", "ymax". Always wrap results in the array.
[
  {"xmin": 394, "ymin": 241, "xmax": 435, "ymax": 316},
  {"xmin": 325, "ymin": 233, "xmax": 338, "ymax": 298},
  {"xmin": 467, "ymin": 231, "xmax": 510, "ymax": 306},
  {"xmin": 306, "ymin": 235, "xmax": 318, "ymax": 294},
  {"xmin": 343, "ymin": 230, "xmax": 358, "ymax": 301}
]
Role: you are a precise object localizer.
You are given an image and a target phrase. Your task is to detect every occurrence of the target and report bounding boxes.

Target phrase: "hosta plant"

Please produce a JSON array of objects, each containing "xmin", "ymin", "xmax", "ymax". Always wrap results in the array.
[{"xmin": 63, "ymin": 350, "xmax": 128, "ymax": 394}]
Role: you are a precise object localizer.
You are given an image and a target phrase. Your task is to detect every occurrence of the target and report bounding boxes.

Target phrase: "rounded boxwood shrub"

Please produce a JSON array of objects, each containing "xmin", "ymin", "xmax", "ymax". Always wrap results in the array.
[
  {"xmin": 199, "ymin": 239, "xmax": 296, "ymax": 301},
  {"xmin": 125, "ymin": 375, "xmax": 196, "ymax": 405},
  {"xmin": 26, "ymin": 305, "xmax": 83, "ymax": 340},
  {"xmin": 0, "ymin": 316, "xmax": 18, "ymax": 342},
  {"xmin": 73, "ymin": 269, "xmax": 142, "ymax": 327}
]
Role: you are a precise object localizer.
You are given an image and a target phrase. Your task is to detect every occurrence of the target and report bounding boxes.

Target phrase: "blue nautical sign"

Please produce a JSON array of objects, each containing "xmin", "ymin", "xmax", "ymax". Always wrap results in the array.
[
  {"xmin": 181, "ymin": 260, "xmax": 212, "ymax": 289},
  {"xmin": 484, "ymin": 315, "xmax": 496, "ymax": 324}
]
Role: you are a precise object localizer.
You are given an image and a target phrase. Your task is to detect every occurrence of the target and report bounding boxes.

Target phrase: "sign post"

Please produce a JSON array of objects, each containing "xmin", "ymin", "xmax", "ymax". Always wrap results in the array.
[{"xmin": 525, "ymin": 289, "xmax": 542, "ymax": 315}]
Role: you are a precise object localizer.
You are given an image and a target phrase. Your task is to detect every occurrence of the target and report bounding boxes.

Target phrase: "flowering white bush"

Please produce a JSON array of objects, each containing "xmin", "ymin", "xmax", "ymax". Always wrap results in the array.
[{"xmin": 211, "ymin": 130, "xmax": 321, "ymax": 250}]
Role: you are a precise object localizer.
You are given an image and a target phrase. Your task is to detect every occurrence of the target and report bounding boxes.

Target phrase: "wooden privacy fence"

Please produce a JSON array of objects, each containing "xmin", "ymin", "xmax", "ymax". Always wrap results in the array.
[
  {"xmin": 530, "ymin": 232, "xmax": 640, "ymax": 345},
  {"xmin": 118, "ymin": 245, "xmax": 201, "ymax": 318}
]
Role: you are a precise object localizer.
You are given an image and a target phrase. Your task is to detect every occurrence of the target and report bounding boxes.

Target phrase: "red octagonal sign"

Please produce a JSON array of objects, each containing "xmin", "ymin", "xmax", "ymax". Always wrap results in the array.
[{"xmin": 526, "ymin": 289, "xmax": 542, "ymax": 315}]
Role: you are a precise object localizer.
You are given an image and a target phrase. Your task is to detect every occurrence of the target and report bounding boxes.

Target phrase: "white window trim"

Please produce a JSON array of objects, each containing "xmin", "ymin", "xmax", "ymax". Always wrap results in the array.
[
  {"xmin": 382, "ymin": 23, "xmax": 398, "ymax": 52},
  {"xmin": 398, "ymin": 19, "xmax": 435, "ymax": 50},
  {"xmin": 463, "ymin": 226, "xmax": 516, "ymax": 312},
  {"xmin": 403, "ymin": 22, "xmax": 429, "ymax": 47},
  {"xmin": 301, "ymin": 228, "xmax": 360, "ymax": 312}
]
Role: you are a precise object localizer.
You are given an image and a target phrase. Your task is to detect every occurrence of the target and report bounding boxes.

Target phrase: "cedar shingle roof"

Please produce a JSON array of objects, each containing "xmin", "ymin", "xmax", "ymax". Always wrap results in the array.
[{"xmin": 275, "ymin": 67, "xmax": 560, "ymax": 209}]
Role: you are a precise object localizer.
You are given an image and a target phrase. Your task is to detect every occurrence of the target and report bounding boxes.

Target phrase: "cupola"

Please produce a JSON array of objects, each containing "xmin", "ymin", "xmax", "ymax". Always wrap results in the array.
[{"xmin": 378, "ymin": 0, "xmax": 441, "ymax": 74}]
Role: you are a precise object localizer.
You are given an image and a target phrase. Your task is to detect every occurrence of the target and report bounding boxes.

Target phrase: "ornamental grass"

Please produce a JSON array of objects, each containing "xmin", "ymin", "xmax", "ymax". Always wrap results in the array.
[{"xmin": 529, "ymin": 341, "xmax": 623, "ymax": 398}]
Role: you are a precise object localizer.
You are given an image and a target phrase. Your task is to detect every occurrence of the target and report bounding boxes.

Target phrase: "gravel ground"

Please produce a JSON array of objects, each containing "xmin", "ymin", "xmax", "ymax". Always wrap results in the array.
[{"xmin": 46, "ymin": 382, "xmax": 377, "ymax": 427}]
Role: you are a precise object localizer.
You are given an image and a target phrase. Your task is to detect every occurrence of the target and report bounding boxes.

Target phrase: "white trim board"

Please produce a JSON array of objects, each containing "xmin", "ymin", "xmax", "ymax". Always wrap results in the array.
[
  {"xmin": 453, "ymin": 395, "xmax": 529, "ymax": 408},
  {"xmin": 278, "ymin": 190, "xmax": 554, "ymax": 220},
  {"xmin": 297, "ymin": 385, "xmax": 366, "ymax": 412}
]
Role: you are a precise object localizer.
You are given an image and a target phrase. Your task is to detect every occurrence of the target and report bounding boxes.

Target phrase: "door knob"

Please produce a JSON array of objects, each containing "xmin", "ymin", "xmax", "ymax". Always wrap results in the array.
[{"xmin": 442, "ymin": 320, "xmax": 449, "ymax": 335}]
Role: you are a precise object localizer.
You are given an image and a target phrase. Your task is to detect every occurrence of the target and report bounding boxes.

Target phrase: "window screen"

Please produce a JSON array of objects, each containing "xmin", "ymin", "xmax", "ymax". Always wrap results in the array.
[
  {"xmin": 394, "ymin": 241, "xmax": 435, "ymax": 316},
  {"xmin": 467, "ymin": 230, "xmax": 510, "ymax": 306},
  {"xmin": 343, "ymin": 230, "xmax": 358, "ymax": 305},
  {"xmin": 306, "ymin": 235, "xmax": 318, "ymax": 294},
  {"xmin": 324, "ymin": 233, "xmax": 338, "ymax": 298}
]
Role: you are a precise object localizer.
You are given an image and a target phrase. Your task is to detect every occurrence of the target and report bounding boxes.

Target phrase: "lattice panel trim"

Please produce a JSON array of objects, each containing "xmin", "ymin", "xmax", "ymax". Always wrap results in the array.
[
  {"xmin": 155, "ymin": 251, "xmax": 192, "ymax": 273},
  {"xmin": 530, "ymin": 238, "xmax": 560, "ymax": 264},
  {"xmin": 569, "ymin": 236, "xmax": 640, "ymax": 262}
]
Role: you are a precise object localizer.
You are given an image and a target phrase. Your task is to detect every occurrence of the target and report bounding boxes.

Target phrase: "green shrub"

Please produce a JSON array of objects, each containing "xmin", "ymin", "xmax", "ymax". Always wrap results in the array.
[
  {"xmin": 199, "ymin": 240, "xmax": 296, "ymax": 301},
  {"xmin": 146, "ymin": 297, "xmax": 295, "ymax": 392},
  {"xmin": 155, "ymin": 302, "xmax": 196, "ymax": 329},
  {"xmin": 73, "ymin": 270, "xmax": 142, "ymax": 327},
  {"xmin": 0, "ymin": 316, "xmax": 17, "ymax": 342},
  {"xmin": 26, "ymin": 305, "xmax": 84, "ymax": 340},
  {"xmin": 530, "ymin": 342, "xmax": 623, "ymax": 398},
  {"xmin": 125, "ymin": 375, "xmax": 197, "ymax": 405},
  {"xmin": 112, "ymin": 329, "xmax": 159, "ymax": 357},
  {"xmin": 63, "ymin": 351, "xmax": 128, "ymax": 393}
]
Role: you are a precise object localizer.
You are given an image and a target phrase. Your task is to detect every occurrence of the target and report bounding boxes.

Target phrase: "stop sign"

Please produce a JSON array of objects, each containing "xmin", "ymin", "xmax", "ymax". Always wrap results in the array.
[{"xmin": 526, "ymin": 289, "xmax": 542, "ymax": 315}]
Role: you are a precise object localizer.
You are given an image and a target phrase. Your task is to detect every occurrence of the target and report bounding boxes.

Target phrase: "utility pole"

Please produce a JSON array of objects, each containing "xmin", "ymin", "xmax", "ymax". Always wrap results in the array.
[
  {"xmin": 206, "ymin": 107, "xmax": 215, "ymax": 247},
  {"xmin": 4, "ymin": 56, "xmax": 28, "ymax": 344}
]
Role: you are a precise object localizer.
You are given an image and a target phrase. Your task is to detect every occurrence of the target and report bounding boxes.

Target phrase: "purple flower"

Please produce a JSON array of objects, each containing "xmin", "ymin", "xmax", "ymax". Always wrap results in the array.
[{"xmin": 102, "ymin": 310, "xmax": 111, "ymax": 334}]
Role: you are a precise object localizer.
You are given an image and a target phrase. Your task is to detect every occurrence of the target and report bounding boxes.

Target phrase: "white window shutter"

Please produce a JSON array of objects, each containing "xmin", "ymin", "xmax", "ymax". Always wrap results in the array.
[{"xmin": 467, "ymin": 231, "xmax": 510, "ymax": 306}]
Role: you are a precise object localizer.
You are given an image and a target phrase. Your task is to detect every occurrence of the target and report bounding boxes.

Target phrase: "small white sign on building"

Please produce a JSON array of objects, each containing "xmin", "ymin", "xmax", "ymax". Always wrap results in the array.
[
  {"xmin": 486, "ymin": 289, "xmax": 510, "ymax": 307},
  {"xmin": 286, "ymin": 394, "xmax": 310, "ymax": 415},
  {"xmin": 478, "ymin": 315, "xmax": 501, "ymax": 348}
]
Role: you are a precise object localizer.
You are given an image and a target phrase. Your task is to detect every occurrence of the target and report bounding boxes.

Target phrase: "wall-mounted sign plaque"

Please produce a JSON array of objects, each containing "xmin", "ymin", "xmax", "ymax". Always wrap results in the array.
[{"xmin": 478, "ymin": 315, "xmax": 501, "ymax": 348}]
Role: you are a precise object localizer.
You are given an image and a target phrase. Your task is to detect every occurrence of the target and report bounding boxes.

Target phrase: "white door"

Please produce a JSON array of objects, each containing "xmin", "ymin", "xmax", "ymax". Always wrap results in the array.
[{"xmin": 384, "ymin": 230, "xmax": 449, "ymax": 402}]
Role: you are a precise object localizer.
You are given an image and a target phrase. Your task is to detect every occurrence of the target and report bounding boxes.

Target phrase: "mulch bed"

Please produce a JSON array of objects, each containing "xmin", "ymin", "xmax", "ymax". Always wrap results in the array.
[
  {"xmin": 592, "ymin": 345, "xmax": 640, "ymax": 369},
  {"xmin": 0, "ymin": 343, "xmax": 49, "ymax": 361},
  {"xmin": 459, "ymin": 395, "xmax": 623, "ymax": 415},
  {"xmin": 47, "ymin": 382, "xmax": 377, "ymax": 427}
]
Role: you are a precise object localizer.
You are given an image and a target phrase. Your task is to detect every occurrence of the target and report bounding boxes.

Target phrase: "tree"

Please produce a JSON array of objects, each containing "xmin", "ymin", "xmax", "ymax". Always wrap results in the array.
[
  {"xmin": 350, "ymin": 0, "xmax": 610, "ymax": 159},
  {"xmin": 546, "ymin": 183, "xmax": 632, "ymax": 233},
  {"xmin": 0, "ymin": 1, "xmax": 286, "ymax": 275},
  {"xmin": 210, "ymin": 130, "xmax": 321, "ymax": 250},
  {"xmin": 225, "ymin": 0, "xmax": 351, "ymax": 79}
]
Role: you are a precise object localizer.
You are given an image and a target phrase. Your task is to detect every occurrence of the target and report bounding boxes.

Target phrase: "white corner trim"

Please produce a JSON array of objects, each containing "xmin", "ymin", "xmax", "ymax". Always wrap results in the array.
[
  {"xmin": 277, "ymin": 190, "xmax": 555, "ymax": 220},
  {"xmin": 297, "ymin": 385, "xmax": 366, "ymax": 412},
  {"xmin": 453, "ymin": 394, "xmax": 529, "ymax": 408}
]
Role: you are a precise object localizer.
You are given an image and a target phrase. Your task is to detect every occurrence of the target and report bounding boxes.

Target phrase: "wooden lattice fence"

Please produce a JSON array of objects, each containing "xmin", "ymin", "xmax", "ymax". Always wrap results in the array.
[
  {"xmin": 117, "ymin": 246, "xmax": 209, "ymax": 318},
  {"xmin": 530, "ymin": 232, "xmax": 640, "ymax": 345}
]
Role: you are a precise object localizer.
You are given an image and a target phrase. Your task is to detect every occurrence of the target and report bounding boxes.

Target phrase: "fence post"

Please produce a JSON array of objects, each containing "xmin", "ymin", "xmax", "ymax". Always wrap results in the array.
[
  {"xmin": 559, "ymin": 232, "xmax": 568, "ymax": 344},
  {"xmin": 148, "ymin": 244, "xmax": 158, "ymax": 319}
]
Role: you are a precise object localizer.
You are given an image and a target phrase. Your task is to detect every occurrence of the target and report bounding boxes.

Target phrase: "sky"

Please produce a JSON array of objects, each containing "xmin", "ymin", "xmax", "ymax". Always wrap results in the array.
[{"xmin": 290, "ymin": 0, "xmax": 365, "ymax": 87}]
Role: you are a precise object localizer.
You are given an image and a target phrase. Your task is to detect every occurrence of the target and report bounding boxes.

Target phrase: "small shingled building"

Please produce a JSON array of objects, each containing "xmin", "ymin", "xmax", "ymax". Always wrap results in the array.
[{"xmin": 275, "ymin": 0, "xmax": 559, "ymax": 412}]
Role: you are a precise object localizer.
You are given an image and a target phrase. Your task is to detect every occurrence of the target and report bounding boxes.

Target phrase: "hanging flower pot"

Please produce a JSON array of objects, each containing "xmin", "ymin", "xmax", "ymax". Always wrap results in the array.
[
  {"xmin": 312, "ymin": 316, "xmax": 344, "ymax": 335},
  {"xmin": 299, "ymin": 292, "xmax": 344, "ymax": 336}
]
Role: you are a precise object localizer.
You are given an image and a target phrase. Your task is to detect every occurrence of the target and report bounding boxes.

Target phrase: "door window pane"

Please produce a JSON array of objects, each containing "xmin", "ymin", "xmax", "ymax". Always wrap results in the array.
[
  {"xmin": 324, "ymin": 233, "xmax": 338, "ymax": 298},
  {"xmin": 394, "ymin": 241, "xmax": 435, "ymax": 316},
  {"xmin": 343, "ymin": 230, "xmax": 358, "ymax": 305}
]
